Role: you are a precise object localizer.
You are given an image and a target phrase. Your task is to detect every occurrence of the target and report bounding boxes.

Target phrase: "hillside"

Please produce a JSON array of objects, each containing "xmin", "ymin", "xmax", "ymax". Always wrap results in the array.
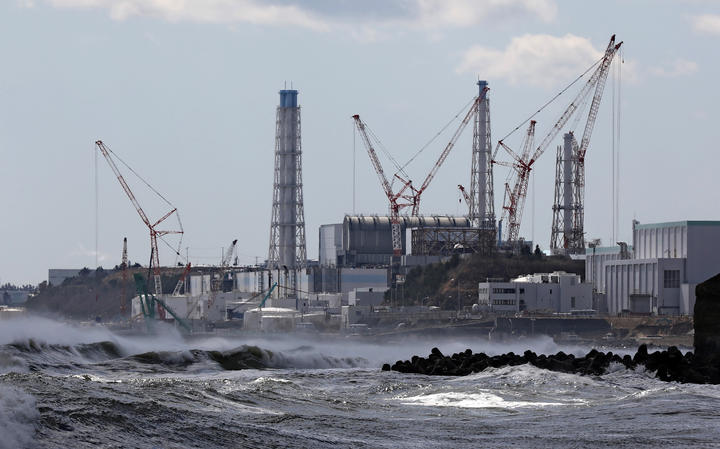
[
  {"xmin": 398, "ymin": 253, "xmax": 585, "ymax": 309},
  {"xmin": 25, "ymin": 267, "xmax": 190, "ymax": 321}
]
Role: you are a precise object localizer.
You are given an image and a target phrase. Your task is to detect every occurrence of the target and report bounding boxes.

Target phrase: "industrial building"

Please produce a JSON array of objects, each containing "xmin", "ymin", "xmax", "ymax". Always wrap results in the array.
[
  {"xmin": 585, "ymin": 243, "xmax": 632, "ymax": 312},
  {"xmin": 478, "ymin": 271, "xmax": 593, "ymax": 315},
  {"xmin": 319, "ymin": 215, "xmax": 471, "ymax": 267},
  {"xmin": 233, "ymin": 266, "xmax": 387, "ymax": 302},
  {"xmin": 587, "ymin": 220, "xmax": 720, "ymax": 316}
]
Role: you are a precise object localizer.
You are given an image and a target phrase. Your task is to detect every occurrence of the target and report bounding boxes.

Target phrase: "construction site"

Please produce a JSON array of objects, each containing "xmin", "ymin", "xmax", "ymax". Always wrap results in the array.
[{"xmin": 28, "ymin": 34, "xmax": 707, "ymax": 341}]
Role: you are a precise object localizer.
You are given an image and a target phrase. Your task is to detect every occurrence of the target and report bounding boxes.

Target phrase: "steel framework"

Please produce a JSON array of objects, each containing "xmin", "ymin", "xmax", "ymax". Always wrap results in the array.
[
  {"xmin": 268, "ymin": 90, "xmax": 307, "ymax": 297},
  {"xmin": 96, "ymin": 140, "xmax": 183, "ymax": 296},
  {"xmin": 497, "ymin": 35, "xmax": 622, "ymax": 247},
  {"xmin": 352, "ymin": 88, "xmax": 485, "ymax": 257},
  {"xmin": 470, "ymin": 81, "xmax": 495, "ymax": 232}
]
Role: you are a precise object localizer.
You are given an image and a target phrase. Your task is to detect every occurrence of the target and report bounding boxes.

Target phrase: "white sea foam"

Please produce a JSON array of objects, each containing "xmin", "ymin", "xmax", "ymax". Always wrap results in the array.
[
  {"xmin": 0, "ymin": 385, "xmax": 38, "ymax": 449},
  {"xmin": 399, "ymin": 390, "xmax": 569, "ymax": 409}
]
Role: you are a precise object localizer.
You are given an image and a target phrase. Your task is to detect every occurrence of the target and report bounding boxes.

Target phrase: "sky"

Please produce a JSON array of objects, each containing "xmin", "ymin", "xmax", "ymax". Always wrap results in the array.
[{"xmin": 1, "ymin": 0, "xmax": 719, "ymax": 285}]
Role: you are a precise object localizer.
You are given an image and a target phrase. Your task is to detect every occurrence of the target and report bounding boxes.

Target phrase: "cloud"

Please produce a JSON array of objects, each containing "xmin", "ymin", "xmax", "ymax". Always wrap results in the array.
[
  {"xmin": 45, "ymin": 0, "xmax": 331, "ymax": 30},
  {"xmin": 413, "ymin": 0, "xmax": 557, "ymax": 27},
  {"xmin": 690, "ymin": 13, "xmax": 720, "ymax": 34},
  {"xmin": 30, "ymin": 0, "xmax": 557, "ymax": 34},
  {"xmin": 69, "ymin": 243, "xmax": 109, "ymax": 264},
  {"xmin": 456, "ymin": 34, "xmax": 605, "ymax": 88},
  {"xmin": 648, "ymin": 58, "xmax": 699, "ymax": 78}
]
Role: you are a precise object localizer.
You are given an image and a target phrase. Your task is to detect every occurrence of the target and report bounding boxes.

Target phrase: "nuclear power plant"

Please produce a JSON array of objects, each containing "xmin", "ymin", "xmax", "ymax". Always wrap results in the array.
[{"xmin": 82, "ymin": 33, "xmax": 716, "ymax": 332}]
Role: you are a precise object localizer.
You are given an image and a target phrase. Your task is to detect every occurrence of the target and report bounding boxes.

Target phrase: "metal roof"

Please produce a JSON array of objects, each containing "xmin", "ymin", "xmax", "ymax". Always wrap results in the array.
[{"xmin": 634, "ymin": 220, "xmax": 720, "ymax": 230}]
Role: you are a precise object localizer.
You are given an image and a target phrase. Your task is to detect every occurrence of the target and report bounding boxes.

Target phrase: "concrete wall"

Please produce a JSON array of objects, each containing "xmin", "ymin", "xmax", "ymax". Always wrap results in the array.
[
  {"xmin": 188, "ymin": 275, "xmax": 211, "ymax": 296},
  {"xmin": 633, "ymin": 221, "xmax": 720, "ymax": 285},
  {"xmin": 348, "ymin": 288, "xmax": 385, "ymax": 306},
  {"xmin": 604, "ymin": 257, "xmax": 685, "ymax": 315},
  {"xmin": 585, "ymin": 247, "xmax": 623, "ymax": 293},
  {"xmin": 319, "ymin": 224, "xmax": 343, "ymax": 267}
]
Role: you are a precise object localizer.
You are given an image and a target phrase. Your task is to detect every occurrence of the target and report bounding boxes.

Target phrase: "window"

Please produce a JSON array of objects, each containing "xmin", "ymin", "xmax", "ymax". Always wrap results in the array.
[
  {"xmin": 571, "ymin": 297, "xmax": 576, "ymax": 308},
  {"xmin": 492, "ymin": 299, "xmax": 516, "ymax": 306},
  {"xmin": 493, "ymin": 288, "xmax": 516, "ymax": 294},
  {"xmin": 663, "ymin": 269, "xmax": 680, "ymax": 288},
  {"xmin": 519, "ymin": 288, "xmax": 525, "ymax": 294}
]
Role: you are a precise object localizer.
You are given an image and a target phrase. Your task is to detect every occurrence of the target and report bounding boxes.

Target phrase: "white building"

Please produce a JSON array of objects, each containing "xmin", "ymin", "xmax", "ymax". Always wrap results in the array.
[
  {"xmin": 478, "ymin": 271, "xmax": 593, "ymax": 315},
  {"xmin": 597, "ymin": 220, "xmax": 720, "ymax": 316},
  {"xmin": 348, "ymin": 287, "xmax": 385, "ymax": 306}
]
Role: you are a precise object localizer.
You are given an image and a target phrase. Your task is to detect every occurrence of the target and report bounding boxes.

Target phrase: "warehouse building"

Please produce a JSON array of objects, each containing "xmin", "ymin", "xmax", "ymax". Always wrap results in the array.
[{"xmin": 594, "ymin": 220, "xmax": 720, "ymax": 316}]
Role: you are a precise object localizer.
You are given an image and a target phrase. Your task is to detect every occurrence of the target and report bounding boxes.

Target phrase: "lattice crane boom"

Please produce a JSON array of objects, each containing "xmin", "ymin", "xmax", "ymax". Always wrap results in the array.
[
  {"xmin": 501, "ymin": 121, "xmax": 536, "ymax": 244},
  {"xmin": 172, "ymin": 262, "xmax": 192, "ymax": 296},
  {"xmin": 352, "ymin": 115, "xmax": 411, "ymax": 256},
  {"xmin": 578, "ymin": 39, "xmax": 623, "ymax": 163},
  {"xmin": 96, "ymin": 140, "xmax": 183, "ymax": 296},
  {"xmin": 527, "ymin": 35, "xmax": 619, "ymax": 168},
  {"xmin": 410, "ymin": 88, "xmax": 488, "ymax": 215},
  {"xmin": 498, "ymin": 35, "xmax": 621, "ymax": 245},
  {"xmin": 222, "ymin": 239, "xmax": 238, "ymax": 267},
  {"xmin": 96, "ymin": 141, "xmax": 153, "ymax": 229},
  {"xmin": 352, "ymin": 115, "xmax": 394, "ymax": 202}
]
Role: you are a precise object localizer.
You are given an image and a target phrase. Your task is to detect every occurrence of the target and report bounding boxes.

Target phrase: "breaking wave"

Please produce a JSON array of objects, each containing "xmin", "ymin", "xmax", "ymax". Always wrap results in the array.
[{"xmin": 0, "ymin": 385, "xmax": 38, "ymax": 449}]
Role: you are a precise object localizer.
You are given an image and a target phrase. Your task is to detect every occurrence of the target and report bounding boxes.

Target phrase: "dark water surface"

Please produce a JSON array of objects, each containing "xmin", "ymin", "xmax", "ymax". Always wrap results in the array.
[{"xmin": 1, "ymin": 317, "xmax": 718, "ymax": 448}]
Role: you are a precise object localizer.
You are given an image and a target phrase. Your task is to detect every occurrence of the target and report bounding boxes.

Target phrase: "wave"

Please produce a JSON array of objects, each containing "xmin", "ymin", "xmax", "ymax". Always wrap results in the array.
[
  {"xmin": 0, "ymin": 385, "xmax": 38, "ymax": 449},
  {"xmin": 128, "ymin": 345, "xmax": 369, "ymax": 371},
  {"xmin": 2, "ymin": 338, "xmax": 370, "ymax": 374}
]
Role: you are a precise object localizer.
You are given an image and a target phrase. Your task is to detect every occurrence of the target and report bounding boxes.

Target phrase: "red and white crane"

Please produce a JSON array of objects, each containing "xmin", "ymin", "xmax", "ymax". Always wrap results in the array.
[
  {"xmin": 409, "ymin": 87, "xmax": 488, "ymax": 215},
  {"xmin": 96, "ymin": 140, "xmax": 183, "ymax": 296},
  {"xmin": 352, "ymin": 88, "xmax": 487, "ymax": 256},
  {"xmin": 352, "ymin": 115, "xmax": 415, "ymax": 257},
  {"xmin": 495, "ymin": 35, "xmax": 622, "ymax": 245},
  {"xmin": 496, "ymin": 120, "xmax": 536, "ymax": 244}
]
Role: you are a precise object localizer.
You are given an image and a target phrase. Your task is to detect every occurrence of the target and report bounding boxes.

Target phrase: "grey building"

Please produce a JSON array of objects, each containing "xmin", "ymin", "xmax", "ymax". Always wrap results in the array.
[
  {"xmin": 600, "ymin": 220, "xmax": 720, "ymax": 316},
  {"xmin": 478, "ymin": 271, "xmax": 593, "ymax": 315},
  {"xmin": 339, "ymin": 215, "xmax": 470, "ymax": 267},
  {"xmin": 319, "ymin": 224, "xmax": 343, "ymax": 267},
  {"xmin": 585, "ymin": 246, "xmax": 632, "ymax": 293}
]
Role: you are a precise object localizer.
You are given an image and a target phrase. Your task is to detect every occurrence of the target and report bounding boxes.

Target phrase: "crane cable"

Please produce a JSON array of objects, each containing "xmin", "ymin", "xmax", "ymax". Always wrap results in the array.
[
  {"xmin": 100, "ymin": 143, "xmax": 185, "ymax": 263},
  {"xmin": 361, "ymin": 120, "xmax": 410, "ymax": 181},
  {"xmin": 397, "ymin": 95, "xmax": 477, "ymax": 175},
  {"xmin": 498, "ymin": 55, "xmax": 604, "ymax": 143},
  {"xmin": 105, "ymin": 145, "xmax": 177, "ymax": 209}
]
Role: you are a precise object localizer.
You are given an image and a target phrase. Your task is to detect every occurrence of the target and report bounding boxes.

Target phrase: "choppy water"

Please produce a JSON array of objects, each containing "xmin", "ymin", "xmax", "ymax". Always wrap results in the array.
[{"xmin": 1, "ymin": 317, "xmax": 719, "ymax": 448}]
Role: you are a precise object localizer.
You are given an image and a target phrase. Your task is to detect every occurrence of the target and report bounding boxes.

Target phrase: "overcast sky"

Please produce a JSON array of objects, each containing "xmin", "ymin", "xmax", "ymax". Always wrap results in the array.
[{"xmin": 1, "ymin": 0, "xmax": 718, "ymax": 284}]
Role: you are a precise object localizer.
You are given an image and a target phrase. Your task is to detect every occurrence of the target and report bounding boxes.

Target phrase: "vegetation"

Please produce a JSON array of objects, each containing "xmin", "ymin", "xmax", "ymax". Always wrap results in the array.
[
  {"xmin": 394, "ymin": 252, "xmax": 584, "ymax": 310},
  {"xmin": 0, "ymin": 282, "xmax": 36, "ymax": 291},
  {"xmin": 25, "ymin": 266, "xmax": 192, "ymax": 321}
]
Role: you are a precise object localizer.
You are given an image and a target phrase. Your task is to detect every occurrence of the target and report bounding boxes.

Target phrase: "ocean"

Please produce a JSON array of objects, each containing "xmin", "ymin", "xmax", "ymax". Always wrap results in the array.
[{"xmin": 1, "ymin": 317, "xmax": 719, "ymax": 448}]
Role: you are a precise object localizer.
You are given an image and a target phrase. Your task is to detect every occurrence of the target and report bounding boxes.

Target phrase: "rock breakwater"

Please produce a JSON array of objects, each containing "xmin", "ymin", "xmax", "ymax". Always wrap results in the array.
[{"xmin": 383, "ymin": 344, "xmax": 718, "ymax": 383}]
